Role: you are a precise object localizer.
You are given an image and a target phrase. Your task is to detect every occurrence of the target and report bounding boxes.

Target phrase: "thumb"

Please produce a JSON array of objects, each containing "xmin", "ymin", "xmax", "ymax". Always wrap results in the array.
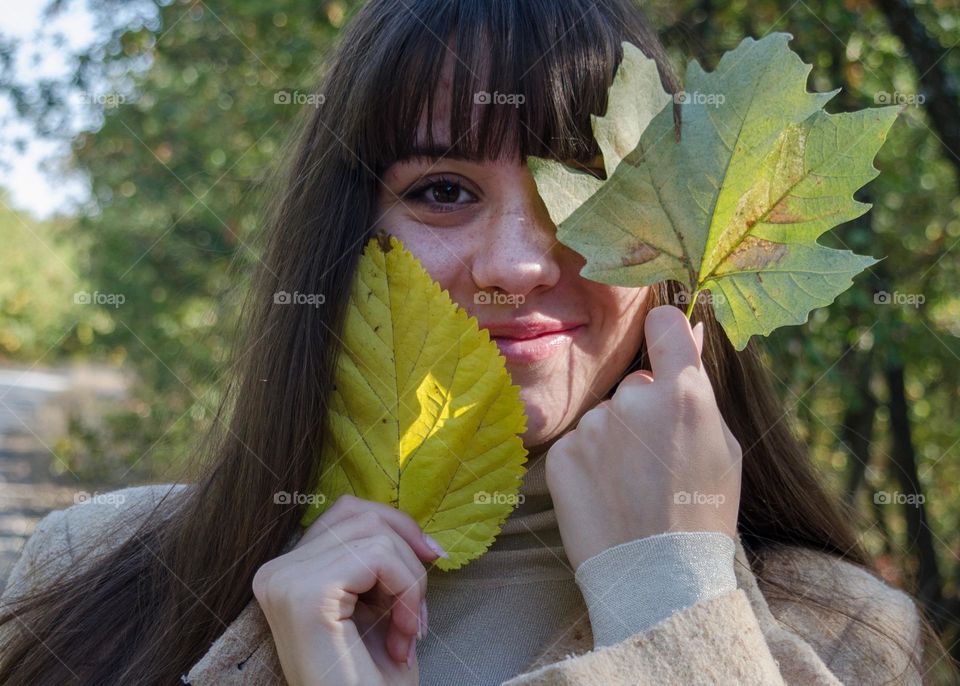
[
  {"xmin": 692, "ymin": 321, "xmax": 704, "ymax": 360},
  {"xmin": 644, "ymin": 305, "xmax": 701, "ymax": 379}
]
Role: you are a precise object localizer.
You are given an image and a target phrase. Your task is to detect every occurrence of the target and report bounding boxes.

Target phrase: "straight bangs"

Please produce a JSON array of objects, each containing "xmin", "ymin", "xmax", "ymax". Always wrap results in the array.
[{"xmin": 340, "ymin": 0, "xmax": 676, "ymax": 174}]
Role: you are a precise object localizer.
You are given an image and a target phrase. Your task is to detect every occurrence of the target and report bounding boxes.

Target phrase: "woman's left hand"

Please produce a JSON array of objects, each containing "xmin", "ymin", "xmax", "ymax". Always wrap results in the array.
[{"xmin": 545, "ymin": 305, "xmax": 743, "ymax": 571}]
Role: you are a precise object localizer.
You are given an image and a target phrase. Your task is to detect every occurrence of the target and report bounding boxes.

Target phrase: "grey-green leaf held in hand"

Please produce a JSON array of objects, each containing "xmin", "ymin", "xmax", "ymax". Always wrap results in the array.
[{"xmin": 529, "ymin": 33, "xmax": 899, "ymax": 350}]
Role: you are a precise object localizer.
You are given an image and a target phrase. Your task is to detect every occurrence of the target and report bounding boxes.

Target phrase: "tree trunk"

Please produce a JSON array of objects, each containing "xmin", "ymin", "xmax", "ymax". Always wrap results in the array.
[
  {"xmin": 885, "ymin": 364, "xmax": 944, "ymax": 627},
  {"xmin": 874, "ymin": 0, "xmax": 960, "ymax": 169}
]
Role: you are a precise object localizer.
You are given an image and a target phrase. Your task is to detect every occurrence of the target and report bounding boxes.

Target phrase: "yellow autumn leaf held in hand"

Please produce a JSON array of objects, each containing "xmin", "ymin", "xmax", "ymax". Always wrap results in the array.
[{"xmin": 300, "ymin": 233, "xmax": 529, "ymax": 571}]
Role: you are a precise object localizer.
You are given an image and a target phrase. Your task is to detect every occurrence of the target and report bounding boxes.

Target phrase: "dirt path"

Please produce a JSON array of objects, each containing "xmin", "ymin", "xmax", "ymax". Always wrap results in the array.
[
  {"xmin": 0, "ymin": 436, "xmax": 80, "ymax": 590},
  {"xmin": 0, "ymin": 366, "xmax": 126, "ymax": 591}
]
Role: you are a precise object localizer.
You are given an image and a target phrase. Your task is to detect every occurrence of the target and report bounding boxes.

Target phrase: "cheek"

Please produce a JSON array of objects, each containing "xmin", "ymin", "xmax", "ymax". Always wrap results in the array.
[
  {"xmin": 385, "ymin": 224, "xmax": 469, "ymax": 292},
  {"xmin": 589, "ymin": 286, "xmax": 650, "ymax": 344}
]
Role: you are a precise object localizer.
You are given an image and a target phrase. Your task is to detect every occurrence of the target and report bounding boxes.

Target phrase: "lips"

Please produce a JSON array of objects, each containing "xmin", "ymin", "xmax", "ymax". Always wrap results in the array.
[
  {"xmin": 481, "ymin": 321, "xmax": 585, "ymax": 340},
  {"xmin": 484, "ymin": 320, "xmax": 583, "ymax": 363}
]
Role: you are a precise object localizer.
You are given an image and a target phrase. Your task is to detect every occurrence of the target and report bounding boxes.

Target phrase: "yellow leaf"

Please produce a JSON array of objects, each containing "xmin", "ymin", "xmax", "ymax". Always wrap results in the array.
[{"xmin": 300, "ymin": 234, "xmax": 528, "ymax": 571}]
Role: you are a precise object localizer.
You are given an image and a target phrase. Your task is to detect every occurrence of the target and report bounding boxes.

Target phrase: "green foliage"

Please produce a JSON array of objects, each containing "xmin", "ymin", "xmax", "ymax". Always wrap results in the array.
[{"xmin": 0, "ymin": 194, "xmax": 84, "ymax": 359}]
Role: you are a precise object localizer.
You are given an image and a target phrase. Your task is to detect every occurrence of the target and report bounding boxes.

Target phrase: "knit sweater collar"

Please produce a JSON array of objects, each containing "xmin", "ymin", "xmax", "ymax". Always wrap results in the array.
[{"xmin": 426, "ymin": 448, "xmax": 573, "ymax": 584}]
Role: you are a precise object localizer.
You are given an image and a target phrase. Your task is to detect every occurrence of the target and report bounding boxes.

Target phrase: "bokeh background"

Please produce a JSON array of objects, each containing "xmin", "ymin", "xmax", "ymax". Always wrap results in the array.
[{"xmin": 0, "ymin": 0, "xmax": 957, "ymax": 679}]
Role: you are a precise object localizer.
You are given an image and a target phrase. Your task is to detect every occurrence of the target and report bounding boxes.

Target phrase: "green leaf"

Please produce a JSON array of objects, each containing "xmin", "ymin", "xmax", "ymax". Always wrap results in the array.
[
  {"xmin": 300, "ymin": 234, "xmax": 529, "ymax": 571},
  {"xmin": 530, "ymin": 33, "xmax": 899, "ymax": 349}
]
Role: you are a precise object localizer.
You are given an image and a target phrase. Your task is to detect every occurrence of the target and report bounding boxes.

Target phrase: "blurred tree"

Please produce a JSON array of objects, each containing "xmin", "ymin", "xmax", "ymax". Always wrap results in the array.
[
  {"xmin": 0, "ymin": 192, "xmax": 83, "ymax": 361},
  {"xmin": 1, "ymin": 0, "xmax": 364, "ymax": 476}
]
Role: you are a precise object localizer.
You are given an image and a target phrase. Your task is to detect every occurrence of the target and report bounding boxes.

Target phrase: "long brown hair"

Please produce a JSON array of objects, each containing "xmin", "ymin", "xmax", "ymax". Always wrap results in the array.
[{"xmin": 0, "ymin": 0, "xmax": 948, "ymax": 683}]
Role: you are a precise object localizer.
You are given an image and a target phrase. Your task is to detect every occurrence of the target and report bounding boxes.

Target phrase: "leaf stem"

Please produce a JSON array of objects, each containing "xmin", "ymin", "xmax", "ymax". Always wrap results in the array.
[{"xmin": 684, "ymin": 289, "xmax": 700, "ymax": 320}]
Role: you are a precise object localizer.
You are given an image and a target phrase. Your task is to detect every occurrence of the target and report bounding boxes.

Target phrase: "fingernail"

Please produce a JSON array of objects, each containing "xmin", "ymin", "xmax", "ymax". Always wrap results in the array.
[
  {"xmin": 406, "ymin": 636, "xmax": 417, "ymax": 669},
  {"xmin": 692, "ymin": 322, "xmax": 704, "ymax": 355},
  {"xmin": 419, "ymin": 597, "xmax": 428, "ymax": 638},
  {"xmin": 422, "ymin": 533, "xmax": 449, "ymax": 558}
]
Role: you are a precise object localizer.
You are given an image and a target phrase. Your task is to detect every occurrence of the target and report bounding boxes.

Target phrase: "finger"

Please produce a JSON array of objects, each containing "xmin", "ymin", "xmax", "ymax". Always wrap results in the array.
[
  {"xmin": 290, "ymin": 514, "xmax": 427, "ymax": 650},
  {"xmin": 692, "ymin": 321, "xmax": 704, "ymax": 360},
  {"xmin": 617, "ymin": 369, "xmax": 655, "ymax": 392},
  {"xmin": 301, "ymin": 495, "xmax": 444, "ymax": 563},
  {"xmin": 297, "ymin": 518, "xmax": 429, "ymax": 610},
  {"xmin": 334, "ymin": 537, "xmax": 424, "ymax": 658},
  {"xmin": 643, "ymin": 305, "xmax": 701, "ymax": 379},
  {"xmin": 287, "ymin": 525, "xmax": 429, "ymax": 662}
]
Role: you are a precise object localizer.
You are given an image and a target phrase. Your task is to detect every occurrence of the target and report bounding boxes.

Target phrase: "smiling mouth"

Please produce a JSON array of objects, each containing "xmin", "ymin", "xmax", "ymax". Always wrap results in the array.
[{"xmin": 490, "ymin": 325, "xmax": 584, "ymax": 363}]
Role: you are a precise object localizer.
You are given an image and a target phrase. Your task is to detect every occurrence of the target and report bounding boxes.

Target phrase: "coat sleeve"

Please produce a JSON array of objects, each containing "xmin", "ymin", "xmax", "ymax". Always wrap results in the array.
[
  {"xmin": 501, "ymin": 543, "xmax": 924, "ymax": 686},
  {"xmin": 2, "ymin": 484, "xmax": 187, "ymax": 603},
  {"xmin": 573, "ymin": 531, "xmax": 738, "ymax": 648},
  {"xmin": 500, "ymin": 588, "xmax": 793, "ymax": 686}
]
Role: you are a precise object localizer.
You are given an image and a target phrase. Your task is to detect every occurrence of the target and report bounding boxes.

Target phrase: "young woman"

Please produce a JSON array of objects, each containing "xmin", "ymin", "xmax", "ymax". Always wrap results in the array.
[{"xmin": 0, "ymin": 0, "xmax": 946, "ymax": 684}]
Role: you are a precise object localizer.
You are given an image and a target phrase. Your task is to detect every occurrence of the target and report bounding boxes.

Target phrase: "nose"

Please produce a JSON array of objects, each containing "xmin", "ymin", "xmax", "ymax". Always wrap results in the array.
[{"xmin": 469, "ymin": 170, "xmax": 562, "ymax": 297}]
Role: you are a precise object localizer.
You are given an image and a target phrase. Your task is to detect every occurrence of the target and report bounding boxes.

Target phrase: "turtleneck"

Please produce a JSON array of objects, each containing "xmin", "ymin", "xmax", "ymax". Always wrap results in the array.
[
  {"xmin": 415, "ymin": 446, "xmax": 738, "ymax": 685},
  {"xmin": 425, "ymin": 448, "xmax": 572, "ymax": 586},
  {"xmin": 416, "ymin": 448, "xmax": 587, "ymax": 685}
]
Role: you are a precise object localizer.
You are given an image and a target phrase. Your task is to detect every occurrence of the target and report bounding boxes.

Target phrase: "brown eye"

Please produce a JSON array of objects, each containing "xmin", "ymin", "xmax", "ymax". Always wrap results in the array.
[
  {"xmin": 403, "ymin": 174, "xmax": 477, "ymax": 210},
  {"xmin": 432, "ymin": 178, "xmax": 460, "ymax": 203}
]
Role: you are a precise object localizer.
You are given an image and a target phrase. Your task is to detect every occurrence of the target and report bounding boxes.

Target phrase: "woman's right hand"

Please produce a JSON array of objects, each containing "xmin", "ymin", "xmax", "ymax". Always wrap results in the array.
[{"xmin": 252, "ymin": 494, "xmax": 447, "ymax": 686}]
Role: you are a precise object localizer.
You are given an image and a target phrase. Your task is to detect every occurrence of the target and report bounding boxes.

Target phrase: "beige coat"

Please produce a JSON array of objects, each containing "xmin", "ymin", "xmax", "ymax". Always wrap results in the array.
[{"xmin": 2, "ymin": 484, "xmax": 925, "ymax": 685}]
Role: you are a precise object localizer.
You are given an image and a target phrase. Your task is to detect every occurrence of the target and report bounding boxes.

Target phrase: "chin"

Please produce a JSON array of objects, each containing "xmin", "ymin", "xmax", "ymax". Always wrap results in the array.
[{"xmin": 517, "ymin": 403, "xmax": 569, "ymax": 455}]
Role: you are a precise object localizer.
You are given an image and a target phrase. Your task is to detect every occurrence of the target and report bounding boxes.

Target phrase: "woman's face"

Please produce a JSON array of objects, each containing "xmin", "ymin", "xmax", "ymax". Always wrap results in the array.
[{"xmin": 373, "ymin": 72, "xmax": 651, "ymax": 453}]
